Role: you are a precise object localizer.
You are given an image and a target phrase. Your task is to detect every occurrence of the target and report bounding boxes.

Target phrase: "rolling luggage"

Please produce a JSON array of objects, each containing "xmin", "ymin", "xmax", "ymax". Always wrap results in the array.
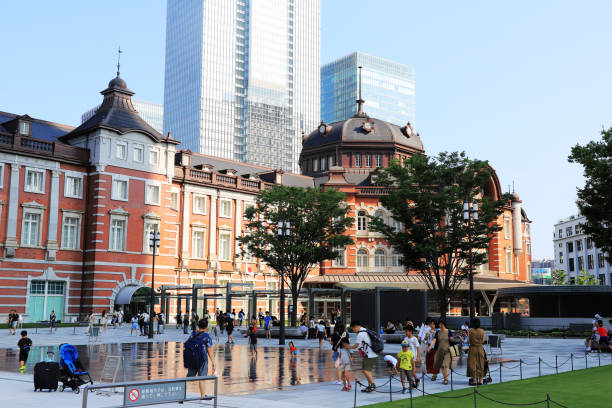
[{"xmin": 34, "ymin": 361, "xmax": 59, "ymax": 391}]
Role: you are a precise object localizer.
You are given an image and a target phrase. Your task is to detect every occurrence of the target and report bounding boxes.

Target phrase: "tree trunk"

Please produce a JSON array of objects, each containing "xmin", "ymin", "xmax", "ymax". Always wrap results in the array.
[
  {"xmin": 290, "ymin": 293, "xmax": 299, "ymax": 327},
  {"xmin": 438, "ymin": 292, "xmax": 448, "ymax": 321}
]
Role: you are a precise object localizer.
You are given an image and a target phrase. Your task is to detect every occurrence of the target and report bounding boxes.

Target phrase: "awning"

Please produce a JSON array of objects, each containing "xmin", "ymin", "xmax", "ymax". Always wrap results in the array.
[{"xmin": 115, "ymin": 285, "xmax": 149, "ymax": 305}]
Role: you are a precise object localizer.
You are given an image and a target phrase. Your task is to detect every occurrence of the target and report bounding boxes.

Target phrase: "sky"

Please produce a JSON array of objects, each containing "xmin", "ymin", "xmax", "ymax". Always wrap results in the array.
[{"xmin": 2, "ymin": 1, "xmax": 612, "ymax": 260}]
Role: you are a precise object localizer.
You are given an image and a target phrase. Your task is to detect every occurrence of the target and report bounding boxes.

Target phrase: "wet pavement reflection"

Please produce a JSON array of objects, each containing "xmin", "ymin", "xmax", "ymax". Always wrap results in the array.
[{"xmin": 0, "ymin": 342, "xmax": 403, "ymax": 395}]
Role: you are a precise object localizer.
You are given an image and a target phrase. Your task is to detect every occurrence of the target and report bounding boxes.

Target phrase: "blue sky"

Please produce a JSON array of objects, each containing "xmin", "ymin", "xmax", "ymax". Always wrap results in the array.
[{"xmin": 2, "ymin": 1, "xmax": 612, "ymax": 260}]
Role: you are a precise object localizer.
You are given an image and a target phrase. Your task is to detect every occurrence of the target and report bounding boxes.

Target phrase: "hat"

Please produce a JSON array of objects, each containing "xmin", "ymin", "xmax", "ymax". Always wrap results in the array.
[
  {"xmin": 401, "ymin": 341, "xmax": 410, "ymax": 347},
  {"xmin": 595, "ymin": 314, "xmax": 602, "ymax": 319}
]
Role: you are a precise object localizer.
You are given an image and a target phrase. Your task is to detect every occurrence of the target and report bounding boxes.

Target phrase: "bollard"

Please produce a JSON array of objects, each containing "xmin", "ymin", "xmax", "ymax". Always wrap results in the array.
[
  {"xmin": 389, "ymin": 374, "xmax": 392, "ymax": 402},
  {"xmin": 499, "ymin": 361, "xmax": 502, "ymax": 383},
  {"xmin": 571, "ymin": 353, "xmax": 573, "ymax": 371},
  {"xmin": 520, "ymin": 359, "xmax": 523, "ymax": 380},
  {"xmin": 450, "ymin": 368, "xmax": 454, "ymax": 391},
  {"xmin": 353, "ymin": 378, "xmax": 357, "ymax": 408},
  {"xmin": 421, "ymin": 370, "xmax": 425, "ymax": 397},
  {"xmin": 555, "ymin": 355, "xmax": 558, "ymax": 374},
  {"xmin": 538, "ymin": 357, "xmax": 541, "ymax": 377},
  {"xmin": 473, "ymin": 387, "xmax": 478, "ymax": 408},
  {"xmin": 546, "ymin": 393, "xmax": 550, "ymax": 408}
]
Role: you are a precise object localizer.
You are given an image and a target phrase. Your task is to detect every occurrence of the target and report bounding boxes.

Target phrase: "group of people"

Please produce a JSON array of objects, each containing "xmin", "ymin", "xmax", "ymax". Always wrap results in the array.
[{"xmin": 586, "ymin": 313, "xmax": 612, "ymax": 353}]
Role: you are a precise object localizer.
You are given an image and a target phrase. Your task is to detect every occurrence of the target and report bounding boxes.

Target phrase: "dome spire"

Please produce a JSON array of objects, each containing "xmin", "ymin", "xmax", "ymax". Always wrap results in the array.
[
  {"xmin": 116, "ymin": 46, "xmax": 122, "ymax": 77},
  {"xmin": 354, "ymin": 66, "xmax": 367, "ymax": 118}
]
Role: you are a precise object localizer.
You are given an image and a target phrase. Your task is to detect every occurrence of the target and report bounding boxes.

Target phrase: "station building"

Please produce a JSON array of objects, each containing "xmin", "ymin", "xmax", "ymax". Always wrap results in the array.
[{"xmin": 0, "ymin": 74, "xmax": 532, "ymax": 323}]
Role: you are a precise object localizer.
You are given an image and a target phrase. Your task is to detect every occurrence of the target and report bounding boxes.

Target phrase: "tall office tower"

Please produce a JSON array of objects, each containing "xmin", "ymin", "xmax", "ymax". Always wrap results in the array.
[
  {"xmin": 164, "ymin": 0, "xmax": 320, "ymax": 173},
  {"xmin": 82, "ymin": 100, "xmax": 164, "ymax": 134},
  {"xmin": 321, "ymin": 51, "xmax": 415, "ymax": 126}
]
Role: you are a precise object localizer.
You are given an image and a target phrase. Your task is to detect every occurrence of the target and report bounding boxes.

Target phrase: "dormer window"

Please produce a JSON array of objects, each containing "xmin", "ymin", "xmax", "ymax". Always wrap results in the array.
[{"xmin": 19, "ymin": 121, "xmax": 30, "ymax": 136}]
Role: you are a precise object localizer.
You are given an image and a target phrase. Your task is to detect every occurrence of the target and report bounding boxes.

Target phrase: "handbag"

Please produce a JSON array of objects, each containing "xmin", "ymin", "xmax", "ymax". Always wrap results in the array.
[{"xmin": 449, "ymin": 344, "xmax": 461, "ymax": 357}]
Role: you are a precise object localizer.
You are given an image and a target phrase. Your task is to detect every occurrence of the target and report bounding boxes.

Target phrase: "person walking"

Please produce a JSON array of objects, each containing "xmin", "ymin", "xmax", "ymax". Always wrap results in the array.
[
  {"xmin": 316, "ymin": 320, "xmax": 326, "ymax": 348},
  {"xmin": 87, "ymin": 312, "xmax": 95, "ymax": 335},
  {"xmin": 49, "ymin": 310, "xmax": 57, "ymax": 333},
  {"xmin": 348, "ymin": 320, "xmax": 378, "ymax": 393},
  {"xmin": 101, "ymin": 310, "xmax": 108, "ymax": 332},
  {"xmin": 248, "ymin": 318, "xmax": 258, "ymax": 357},
  {"xmin": 8, "ymin": 310, "xmax": 18, "ymax": 335},
  {"xmin": 258, "ymin": 309, "xmax": 264, "ymax": 327},
  {"xmin": 238, "ymin": 309, "xmax": 244, "ymax": 327},
  {"xmin": 131, "ymin": 315, "xmax": 138, "ymax": 336},
  {"xmin": 226, "ymin": 313, "xmax": 235, "ymax": 344},
  {"xmin": 184, "ymin": 319, "xmax": 216, "ymax": 398},
  {"xmin": 330, "ymin": 322, "xmax": 345, "ymax": 385},
  {"xmin": 467, "ymin": 318, "xmax": 485, "ymax": 385},
  {"xmin": 17, "ymin": 330, "xmax": 32, "ymax": 373},
  {"xmin": 430, "ymin": 320, "xmax": 453, "ymax": 385},
  {"xmin": 264, "ymin": 312, "xmax": 272, "ymax": 339},
  {"xmin": 117, "ymin": 308, "xmax": 123, "ymax": 327},
  {"xmin": 424, "ymin": 320, "xmax": 439, "ymax": 380}
]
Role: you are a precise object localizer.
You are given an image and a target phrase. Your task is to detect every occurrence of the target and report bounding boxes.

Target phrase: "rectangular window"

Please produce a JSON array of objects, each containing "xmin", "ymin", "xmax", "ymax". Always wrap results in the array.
[
  {"xmin": 142, "ymin": 221, "xmax": 159, "ymax": 253},
  {"xmin": 375, "ymin": 154, "xmax": 383, "ymax": 168},
  {"xmin": 598, "ymin": 253, "xmax": 605, "ymax": 268},
  {"xmin": 504, "ymin": 218, "xmax": 511, "ymax": 239},
  {"xmin": 524, "ymin": 224, "xmax": 530, "ymax": 236},
  {"xmin": 111, "ymin": 178, "xmax": 128, "ymax": 201},
  {"xmin": 320, "ymin": 157, "xmax": 326, "ymax": 171},
  {"xmin": 219, "ymin": 199, "xmax": 232, "ymax": 218},
  {"xmin": 392, "ymin": 218, "xmax": 402, "ymax": 232},
  {"xmin": 193, "ymin": 195, "xmax": 206, "ymax": 214},
  {"xmin": 332, "ymin": 248, "xmax": 345, "ymax": 267},
  {"xmin": 587, "ymin": 254, "xmax": 594, "ymax": 269},
  {"xmin": 170, "ymin": 192, "xmax": 179, "ymax": 210},
  {"xmin": 64, "ymin": 175, "xmax": 82, "ymax": 198},
  {"xmin": 355, "ymin": 154, "xmax": 362, "ymax": 167},
  {"xmin": 566, "ymin": 227, "xmax": 572, "ymax": 237},
  {"xmin": 567, "ymin": 242, "xmax": 573, "ymax": 253},
  {"xmin": 365, "ymin": 154, "xmax": 372, "ymax": 167},
  {"xmin": 559, "ymin": 252, "xmax": 564, "ymax": 263},
  {"xmin": 328, "ymin": 155, "xmax": 334, "ymax": 168},
  {"xmin": 22, "ymin": 211, "xmax": 41, "ymax": 246},
  {"xmin": 313, "ymin": 159, "xmax": 319, "ymax": 172},
  {"xmin": 109, "ymin": 218, "xmax": 126, "ymax": 251},
  {"xmin": 586, "ymin": 238, "xmax": 593, "ymax": 249},
  {"xmin": 149, "ymin": 148, "xmax": 159, "ymax": 165},
  {"xmin": 25, "ymin": 168, "xmax": 44, "ymax": 193},
  {"xmin": 526, "ymin": 241, "xmax": 531, "ymax": 255},
  {"xmin": 599, "ymin": 275, "xmax": 606, "ymax": 285},
  {"xmin": 30, "ymin": 281, "xmax": 45, "ymax": 294},
  {"xmin": 575, "ymin": 224, "xmax": 582, "ymax": 234},
  {"xmin": 133, "ymin": 144, "xmax": 144, "ymax": 162},
  {"xmin": 116, "ymin": 142, "xmax": 127, "ymax": 160},
  {"xmin": 61, "ymin": 215, "xmax": 80, "ymax": 249},
  {"xmin": 192, "ymin": 229, "xmax": 206, "ymax": 258},
  {"xmin": 47, "ymin": 281, "xmax": 65, "ymax": 295},
  {"xmin": 569, "ymin": 258, "xmax": 575, "ymax": 272},
  {"xmin": 577, "ymin": 256, "xmax": 584, "ymax": 271},
  {"xmin": 505, "ymin": 249, "xmax": 512, "ymax": 273},
  {"xmin": 219, "ymin": 232, "xmax": 231, "ymax": 261},
  {"xmin": 145, "ymin": 183, "xmax": 160, "ymax": 206},
  {"xmin": 20, "ymin": 121, "xmax": 30, "ymax": 135},
  {"xmin": 576, "ymin": 240, "xmax": 583, "ymax": 251},
  {"xmin": 0, "ymin": 163, "xmax": 4, "ymax": 189},
  {"xmin": 558, "ymin": 229, "xmax": 563, "ymax": 238}
]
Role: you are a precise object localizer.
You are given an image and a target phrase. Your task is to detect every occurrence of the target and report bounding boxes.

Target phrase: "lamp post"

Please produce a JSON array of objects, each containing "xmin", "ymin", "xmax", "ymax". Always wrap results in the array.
[
  {"xmin": 463, "ymin": 200, "xmax": 478, "ymax": 323},
  {"xmin": 277, "ymin": 220, "xmax": 290, "ymax": 345},
  {"xmin": 148, "ymin": 228, "xmax": 160, "ymax": 339}
]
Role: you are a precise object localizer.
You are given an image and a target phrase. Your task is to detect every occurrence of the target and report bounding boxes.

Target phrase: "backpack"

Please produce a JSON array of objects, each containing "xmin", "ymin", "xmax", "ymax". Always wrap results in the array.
[
  {"xmin": 183, "ymin": 332, "xmax": 209, "ymax": 369},
  {"xmin": 365, "ymin": 329, "xmax": 384, "ymax": 354}
]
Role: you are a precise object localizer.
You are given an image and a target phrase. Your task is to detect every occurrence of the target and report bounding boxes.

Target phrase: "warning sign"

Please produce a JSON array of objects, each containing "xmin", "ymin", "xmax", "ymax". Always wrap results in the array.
[{"xmin": 128, "ymin": 389, "xmax": 139, "ymax": 401}]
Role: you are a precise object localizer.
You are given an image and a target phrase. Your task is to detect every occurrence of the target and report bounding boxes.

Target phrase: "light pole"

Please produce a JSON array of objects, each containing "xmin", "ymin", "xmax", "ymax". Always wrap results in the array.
[
  {"xmin": 277, "ymin": 220, "xmax": 290, "ymax": 345},
  {"xmin": 463, "ymin": 200, "xmax": 478, "ymax": 323},
  {"xmin": 148, "ymin": 228, "xmax": 160, "ymax": 339}
]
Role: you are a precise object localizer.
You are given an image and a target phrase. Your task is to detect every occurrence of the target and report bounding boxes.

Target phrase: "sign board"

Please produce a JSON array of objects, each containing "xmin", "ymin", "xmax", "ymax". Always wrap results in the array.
[
  {"xmin": 123, "ymin": 381, "xmax": 186, "ymax": 406},
  {"xmin": 100, "ymin": 356, "xmax": 122, "ymax": 383}
]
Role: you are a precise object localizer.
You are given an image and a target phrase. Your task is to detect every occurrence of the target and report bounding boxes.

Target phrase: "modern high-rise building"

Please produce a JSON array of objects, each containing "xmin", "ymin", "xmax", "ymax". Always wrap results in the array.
[
  {"xmin": 321, "ymin": 51, "xmax": 415, "ymax": 127},
  {"xmin": 163, "ymin": 0, "xmax": 320, "ymax": 173},
  {"xmin": 82, "ymin": 100, "xmax": 163, "ymax": 134}
]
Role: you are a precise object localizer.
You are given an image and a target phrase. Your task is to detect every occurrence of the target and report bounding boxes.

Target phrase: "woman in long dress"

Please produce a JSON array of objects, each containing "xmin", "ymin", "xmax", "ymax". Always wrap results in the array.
[
  {"xmin": 425, "ymin": 320, "xmax": 440, "ymax": 380},
  {"xmin": 467, "ymin": 318, "xmax": 486, "ymax": 385},
  {"xmin": 431, "ymin": 320, "xmax": 453, "ymax": 385}
]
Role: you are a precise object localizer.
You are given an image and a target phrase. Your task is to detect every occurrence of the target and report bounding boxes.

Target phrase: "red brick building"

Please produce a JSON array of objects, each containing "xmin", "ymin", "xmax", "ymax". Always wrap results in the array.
[{"xmin": 0, "ymin": 75, "xmax": 532, "ymax": 323}]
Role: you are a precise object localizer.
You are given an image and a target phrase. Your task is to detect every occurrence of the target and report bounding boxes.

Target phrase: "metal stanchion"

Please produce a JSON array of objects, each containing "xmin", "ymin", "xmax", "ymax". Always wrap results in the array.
[
  {"xmin": 499, "ymin": 361, "xmax": 502, "ymax": 383},
  {"xmin": 520, "ymin": 359, "xmax": 523, "ymax": 380},
  {"xmin": 538, "ymin": 357, "xmax": 541, "ymax": 377},
  {"xmin": 571, "ymin": 353, "xmax": 573, "ymax": 371},
  {"xmin": 546, "ymin": 393, "xmax": 551, "ymax": 408},
  {"xmin": 473, "ymin": 387, "xmax": 478, "ymax": 408},
  {"xmin": 353, "ymin": 378, "xmax": 357, "ymax": 408},
  {"xmin": 421, "ymin": 370, "xmax": 425, "ymax": 397},
  {"xmin": 450, "ymin": 368, "xmax": 454, "ymax": 391},
  {"xmin": 409, "ymin": 382, "xmax": 413, "ymax": 408},
  {"xmin": 555, "ymin": 355, "xmax": 558, "ymax": 374},
  {"xmin": 389, "ymin": 374, "xmax": 392, "ymax": 402},
  {"xmin": 598, "ymin": 352, "xmax": 601, "ymax": 367},
  {"xmin": 585, "ymin": 353, "xmax": 588, "ymax": 369}
]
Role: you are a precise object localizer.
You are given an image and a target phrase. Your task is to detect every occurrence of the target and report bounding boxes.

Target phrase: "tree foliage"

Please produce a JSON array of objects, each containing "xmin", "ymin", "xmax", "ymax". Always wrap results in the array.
[
  {"xmin": 238, "ymin": 186, "xmax": 353, "ymax": 325},
  {"xmin": 568, "ymin": 128, "xmax": 612, "ymax": 263},
  {"xmin": 551, "ymin": 269, "xmax": 567, "ymax": 285},
  {"xmin": 576, "ymin": 269, "xmax": 598, "ymax": 285},
  {"xmin": 370, "ymin": 152, "xmax": 511, "ymax": 320}
]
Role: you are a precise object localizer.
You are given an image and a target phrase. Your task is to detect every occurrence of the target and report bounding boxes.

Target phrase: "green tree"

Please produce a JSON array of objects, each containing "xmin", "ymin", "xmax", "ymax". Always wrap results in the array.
[
  {"xmin": 576, "ymin": 269, "xmax": 598, "ymax": 285},
  {"xmin": 370, "ymin": 152, "xmax": 511, "ymax": 320},
  {"xmin": 238, "ymin": 186, "xmax": 353, "ymax": 326},
  {"xmin": 568, "ymin": 128, "xmax": 612, "ymax": 263},
  {"xmin": 551, "ymin": 269, "xmax": 567, "ymax": 285}
]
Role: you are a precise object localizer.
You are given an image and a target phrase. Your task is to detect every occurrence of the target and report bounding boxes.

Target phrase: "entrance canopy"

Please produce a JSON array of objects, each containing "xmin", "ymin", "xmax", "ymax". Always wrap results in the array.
[{"xmin": 115, "ymin": 285, "xmax": 150, "ymax": 305}]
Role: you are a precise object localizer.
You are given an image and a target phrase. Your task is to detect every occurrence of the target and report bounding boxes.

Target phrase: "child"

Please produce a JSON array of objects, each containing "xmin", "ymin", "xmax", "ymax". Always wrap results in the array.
[
  {"xmin": 402, "ymin": 326, "xmax": 421, "ymax": 386},
  {"xmin": 17, "ymin": 330, "xmax": 32, "ymax": 373},
  {"xmin": 397, "ymin": 340, "xmax": 417, "ymax": 394},
  {"xmin": 288, "ymin": 341, "xmax": 298, "ymax": 356},
  {"xmin": 337, "ymin": 330, "xmax": 352, "ymax": 391},
  {"xmin": 131, "ymin": 315, "xmax": 138, "ymax": 335},
  {"xmin": 248, "ymin": 318, "xmax": 258, "ymax": 357}
]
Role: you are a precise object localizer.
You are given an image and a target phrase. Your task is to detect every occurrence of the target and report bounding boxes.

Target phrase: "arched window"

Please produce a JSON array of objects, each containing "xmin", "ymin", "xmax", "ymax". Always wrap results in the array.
[
  {"xmin": 333, "ymin": 248, "xmax": 345, "ymax": 267},
  {"xmin": 374, "ymin": 209, "xmax": 384, "ymax": 222},
  {"xmin": 356, "ymin": 249, "xmax": 368, "ymax": 267},
  {"xmin": 357, "ymin": 210, "xmax": 367, "ymax": 231},
  {"xmin": 374, "ymin": 249, "xmax": 386, "ymax": 267}
]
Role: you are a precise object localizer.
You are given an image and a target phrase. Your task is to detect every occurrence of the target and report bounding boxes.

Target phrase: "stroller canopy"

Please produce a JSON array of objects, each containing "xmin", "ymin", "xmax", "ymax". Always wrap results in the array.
[{"xmin": 59, "ymin": 344, "xmax": 79, "ymax": 373}]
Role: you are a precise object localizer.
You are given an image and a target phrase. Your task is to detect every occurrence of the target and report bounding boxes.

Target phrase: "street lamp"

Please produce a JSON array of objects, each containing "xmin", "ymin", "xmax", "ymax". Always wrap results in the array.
[
  {"xmin": 463, "ymin": 200, "xmax": 478, "ymax": 323},
  {"xmin": 277, "ymin": 220, "xmax": 290, "ymax": 345},
  {"xmin": 148, "ymin": 228, "xmax": 161, "ymax": 339}
]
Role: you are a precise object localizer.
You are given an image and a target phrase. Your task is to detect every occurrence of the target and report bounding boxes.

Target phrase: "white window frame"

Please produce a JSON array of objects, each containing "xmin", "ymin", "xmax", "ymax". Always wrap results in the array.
[
  {"xmin": 169, "ymin": 191, "xmax": 179, "ymax": 210},
  {"xmin": 144, "ymin": 182, "xmax": 161, "ymax": 206},
  {"xmin": 142, "ymin": 219, "xmax": 160, "ymax": 254},
  {"xmin": 60, "ymin": 211, "xmax": 82, "ymax": 250},
  {"xmin": 505, "ymin": 247, "xmax": 513, "ymax": 273},
  {"xmin": 357, "ymin": 210, "xmax": 367, "ymax": 231},
  {"xmin": 332, "ymin": 247, "xmax": 346, "ymax": 267},
  {"xmin": 0, "ymin": 163, "xmax": 4, "ymax": 189},
  {"xmin": 20, "ymin": 121, "xmax": 30, "ymax": 135},
  {"xmin": 503, "ymin": 217, "xmax": 511, "ymax": 240},
  {"xmin": 374, "ymin": 248, "xmax": 386, "ymax": 267},
  {"xmin": 116, "ymin": 141, "xmax": 127, "ymax": 160},
  {"xmin": 24, "ymin": 167, "xmax": 45, "ymax": 194},
  {"xmin": 375, "ymin": 154, "xmax": 383, "ymax": 168},
  {"xmin": 149, "ymin": 147, "xmax": 160, "ymax": 165},
  {"xmin": 218, "ymin": 231, "xmax": 232, "ymax": 261},
  {"xmin": 219, "ymin": 199, "xmax": 232, "ymax": 218},
  {"xmin": 133, "ymin": 144, "xmax": 144, "ymax": 163},
  {"xmin": 21, "ymin": 208, "xmax": 43, "ymax": 247},
  {"xmin": 63, "ymin": 172, "xmax": 83, "ymax": 199},
  {"xmin": 191, "ymin": 227, "xmax": 206, "ymax": 259},
  {"xmin": 356, "ymin": 249, "xmax": 368, "ymax": 267},
  {"xmin": 109, "ymin": 215, "xmax": 128, "ymax": 251},
  {"xmin": 111, "ymin": 176, "xmax": 129, "ymax": 201},
  {"xmin": 193, "ymin": 194, "xmax": 206, "ymax": 215}
]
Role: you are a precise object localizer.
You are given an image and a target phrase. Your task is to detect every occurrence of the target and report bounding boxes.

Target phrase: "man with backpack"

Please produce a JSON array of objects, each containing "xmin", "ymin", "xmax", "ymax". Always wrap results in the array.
[
  {"xmin": 348, "ymin": 320, "xmax": 383, "ymax": 393},
  {"xmin": 184, "ymin": 319, "xmax": 216, "ymax": 398}
]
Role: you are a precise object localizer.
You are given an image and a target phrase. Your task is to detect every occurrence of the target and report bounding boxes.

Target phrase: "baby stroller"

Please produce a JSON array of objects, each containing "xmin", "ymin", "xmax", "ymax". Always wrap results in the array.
[
  {"xmin": 468, "ymin": 349, "xmax": 493, "ymax": 385},
  {"xmin": 58, "ymin": 343, "xmax": 93, "ymax": 393}
]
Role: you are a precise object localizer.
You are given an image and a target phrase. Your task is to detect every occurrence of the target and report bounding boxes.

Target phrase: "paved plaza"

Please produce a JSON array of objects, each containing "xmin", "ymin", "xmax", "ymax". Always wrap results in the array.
[{"xmin": 1, "ymin": 326, "xmax": 610, "ymax": 407}]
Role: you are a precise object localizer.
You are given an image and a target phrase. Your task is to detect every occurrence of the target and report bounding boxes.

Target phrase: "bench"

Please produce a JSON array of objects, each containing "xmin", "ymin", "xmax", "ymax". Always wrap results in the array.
[
  {"xmin": 382, "ymin": 333, "xmax": 405, "ymax": 343},
  {"xmin": 239, "ymin": 327, "xmax": 307, "ymax": 339},
  {"xmin": 73, "ymin": 321, "xmax": 90, "ymax": 334},
  {"xmin": 569, "ymin": 323, "xmax": 592, "ymax": 333}
]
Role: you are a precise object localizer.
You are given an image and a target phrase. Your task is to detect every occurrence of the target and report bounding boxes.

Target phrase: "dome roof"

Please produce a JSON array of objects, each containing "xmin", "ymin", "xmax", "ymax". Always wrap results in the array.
[
  {"xmin": 108, "ymin": 75, "xmax": 127, "ymax": 89},
  {"xmin": 302, "ymin": 116, "xmax": 424, "ymax": 152}
]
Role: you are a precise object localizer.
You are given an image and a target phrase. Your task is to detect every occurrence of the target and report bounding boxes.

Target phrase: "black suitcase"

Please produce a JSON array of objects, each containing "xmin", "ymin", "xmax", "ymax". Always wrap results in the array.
[{"xmin": 34, "ymin": 361, "xmax": 59, "ymax": 391}]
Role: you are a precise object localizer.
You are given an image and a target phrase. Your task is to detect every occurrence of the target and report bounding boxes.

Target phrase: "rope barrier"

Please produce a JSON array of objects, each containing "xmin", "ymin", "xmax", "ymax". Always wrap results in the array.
[{"xmin": 476, "ymin": 390, "xmax": 547, "ymax": 406}]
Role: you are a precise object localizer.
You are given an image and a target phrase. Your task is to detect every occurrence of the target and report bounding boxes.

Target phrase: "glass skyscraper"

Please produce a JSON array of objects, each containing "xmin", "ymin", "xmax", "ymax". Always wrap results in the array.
[
  {"xmin": 81, "ymin": 100, "xmax": 164, "ymax": 134},
  {"xmin": 321, "ymin": 52, "xmax": 415, "ymax": 126},
  {"xmin": 164, "ymin": 0, "xmax": 320, "ymax": 173}
]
